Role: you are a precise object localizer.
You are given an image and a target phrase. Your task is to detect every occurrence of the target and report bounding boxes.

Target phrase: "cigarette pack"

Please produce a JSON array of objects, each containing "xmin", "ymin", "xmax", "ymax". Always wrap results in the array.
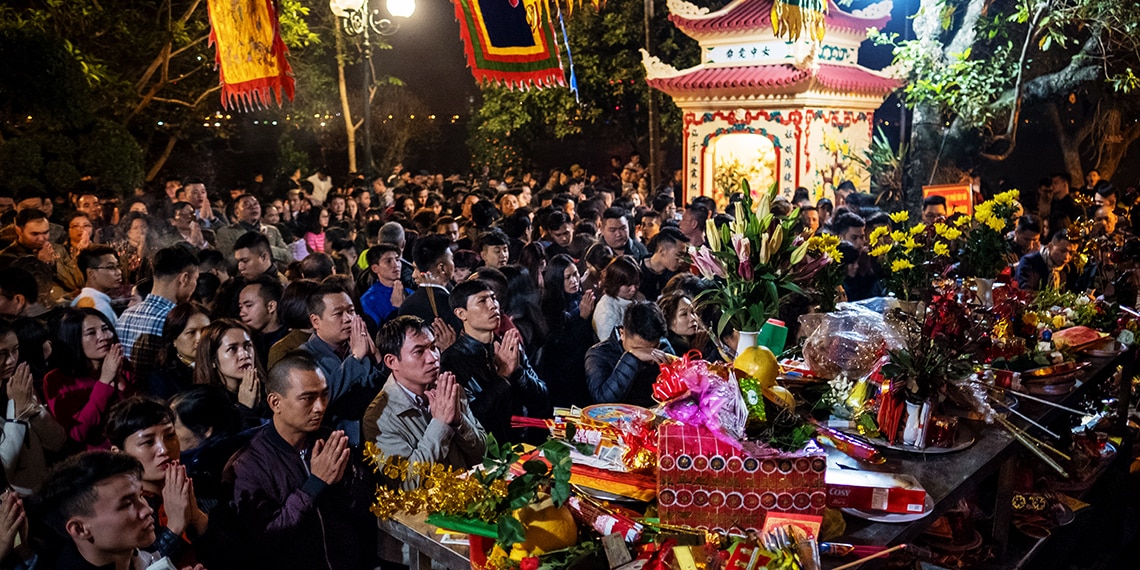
[{"xmin": 825, "ymin": 470, "xmax": 927, "ymax": 514}]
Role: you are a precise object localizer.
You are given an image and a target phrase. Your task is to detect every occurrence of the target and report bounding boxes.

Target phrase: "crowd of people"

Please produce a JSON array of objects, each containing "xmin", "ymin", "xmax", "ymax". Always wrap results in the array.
[{"xmin": 0, "ymin": 155, "xmax": 1133, "ymax": 569}]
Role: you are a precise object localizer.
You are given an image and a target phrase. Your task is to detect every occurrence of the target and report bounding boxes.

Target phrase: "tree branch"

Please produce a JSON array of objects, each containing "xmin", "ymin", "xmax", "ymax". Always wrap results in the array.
[
  {"xmin": 979, "ymin": 34, "xmax": 1103, "ymax": 161},
  {"xmin": 150, "ymin": 96, "xmax": 196, "ymax": 107},
  {"xmin": 191, "ymin": 85, "xmax": 222, "ymax": 107},
  {"xmin": 169, "ymin": 34, "xmax": 209, "ymax": 59},
  {"xmin": 134, "ymin": 0, "xmax": 204, "ymax": 94},
  {"xmin": 145, "ymin": 134, "xmax": 179, "ymax": 182}
]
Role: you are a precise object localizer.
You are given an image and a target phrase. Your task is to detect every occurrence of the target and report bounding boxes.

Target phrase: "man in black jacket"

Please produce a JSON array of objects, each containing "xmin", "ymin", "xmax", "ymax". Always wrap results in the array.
[
  {"xmin": 441, "ymin": 280, "xmax": 550, "ymax": 444},
  {"xmin": 585, "ymin": 301, "xmax": 674, "ymax": 407},
  {"xmin": 228, "ymin": 353, "xmax": 374, "ymax": 570},
  {"xmin": 399, "ymin": 234, "xmax": 462, "ymax": 336},
  {"xmin": 1016, "ymin": 229, "xmax": 1078, "ymax": 291},
  {"xmin": 600, "ymin": 207, "xmax": 649, "ymax": 261}
]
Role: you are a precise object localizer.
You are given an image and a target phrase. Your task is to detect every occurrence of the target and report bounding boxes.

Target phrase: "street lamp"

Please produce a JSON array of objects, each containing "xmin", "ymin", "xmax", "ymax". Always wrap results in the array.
[{"xmin": 329, "ymin": 0, "xmax": 415, "ymax": 174}]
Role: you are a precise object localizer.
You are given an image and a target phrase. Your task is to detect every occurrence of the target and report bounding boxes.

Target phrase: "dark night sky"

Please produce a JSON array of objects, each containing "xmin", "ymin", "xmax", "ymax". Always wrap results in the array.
[{"xmin": 379, "ymin": 0, "xmax": 480, "ymax": 115}]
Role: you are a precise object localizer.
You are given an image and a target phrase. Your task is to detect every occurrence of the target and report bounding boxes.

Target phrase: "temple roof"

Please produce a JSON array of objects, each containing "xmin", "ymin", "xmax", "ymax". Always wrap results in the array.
[
  {"xmin": 645, "ymin": 63, "xmax": 900, "ymax": 98},
  {"xmin": 667, "ymin": 0, "xmax": 893, "ymax": 38}
]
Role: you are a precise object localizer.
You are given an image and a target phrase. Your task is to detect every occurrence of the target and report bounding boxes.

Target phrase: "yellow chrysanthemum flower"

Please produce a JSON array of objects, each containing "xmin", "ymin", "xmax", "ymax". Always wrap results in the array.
[
  {"xmin": 995, "ymin": 190, "xmax": 1018, "ymax": 205},
  {"xmin": 869, "ymin": 226, "xmax": 889, "ymax": 245},
  {"xmin": 870, "ymin": 244, "xmax": 892, "ymax": 257},
  {"xmin": 890, "ymin": 230, "xmax": 906, "ymax": 242},
  {"xmin": 888, "ymin": 211, "xmax": 909, "ymax": 223},
  {"xmin": 933, "ymin": 241, "xmax": 950, "ymax": 257},
  {"xmin": 902, "ymin": 237, "xmax": 919, "ymax": 251},
  {"xmin": 933, "ymin": 222, "xmax": 949, "ymax": 237},
  {"xmin": 954, "ymin": 215, "xmax": 971, "ymax": 227},
  {"xmin": 909, "ymin": 223, "xmax": 926, "ymax": 236},
  {"xmin": 942, "ymin": 227, "xmax": 962, "ymax": 241},
  {"xmin": 974, "ymin": 202, "xmax": 993, "ymax": 224},
  {"xmin": 891, "ymin": 259, "xmax": 915, "ymax": 272},
  {"xmin": 986, "ymin": 216, "xmax": 1006, "ymax": 233}
]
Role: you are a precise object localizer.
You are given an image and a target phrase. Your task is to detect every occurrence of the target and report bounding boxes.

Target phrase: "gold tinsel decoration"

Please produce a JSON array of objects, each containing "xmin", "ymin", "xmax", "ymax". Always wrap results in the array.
[{"xmin": 363, "ymin": 442, "xmax": 508, "ymax": 521}]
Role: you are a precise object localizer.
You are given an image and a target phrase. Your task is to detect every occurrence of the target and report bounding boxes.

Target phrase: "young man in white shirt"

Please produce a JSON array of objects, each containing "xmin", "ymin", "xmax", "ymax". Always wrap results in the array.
[{"xmin": 72, "ymin": 245, "xmax": 123, "ymax": 327}]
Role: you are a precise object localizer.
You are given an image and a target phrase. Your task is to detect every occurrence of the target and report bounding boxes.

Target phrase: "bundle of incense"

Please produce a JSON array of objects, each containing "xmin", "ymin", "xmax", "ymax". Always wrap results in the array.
[
  {"xmin": 511, "ymin": 416, "xmax": 628, "ymax": 461},
  {"xmin": 985, "ymin": 395, "xmax": 1062, "ymax": 441},
  {"xmin": 976, "ymin": 382, "xmax": 1087, "ymax": 416},
  {"xmin": 995, "ymin": 415, "xmax": 1069, "ymax": 477},
  {"xmin": 831, "ymin": 544, "xmax": 907, "ymax": 570},
  {"xmin": 819, "ymin": 543, "xmax": 894, "ymax": 557}
]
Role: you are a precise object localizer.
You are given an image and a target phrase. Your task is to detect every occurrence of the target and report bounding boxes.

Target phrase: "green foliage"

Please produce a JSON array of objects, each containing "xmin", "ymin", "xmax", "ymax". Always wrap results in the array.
[
  {"xmin": 0, "ymin": 25, "xmax": 93, "ymax": 127},
  {"xmin": 279, "ymin": 0, "xmax": 321, "ymax": 49},
  {"xmin": 0, "ymin": 119, "xmax": 142, "ymax": 195},
  {"xmin": 848, "ymin": 127, "xmax": 906, "ymax": 205},
  {"xmin": 277, "ymin": 136, "xmax": 311, "ymax": 177},
  {"xmin": 880, "ymin": 0, "xmax": 1140, "ymax": 147},
  {"xmin": 77, "ymin": 120, "xmax": 145, "ymax": 193},
  {"xmin": 873, "ymin": 28, "xmax": 1016, "ymax": 130},
  {"xmin": 475, "ymin": 434, "xmax": 575, "ymax": 549}
]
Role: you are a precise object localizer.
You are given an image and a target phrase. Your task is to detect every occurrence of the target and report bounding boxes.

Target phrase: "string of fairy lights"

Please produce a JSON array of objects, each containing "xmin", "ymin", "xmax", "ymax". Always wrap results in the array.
[{"xmin": 159, "ymin": 111, "xmax": 464, "ymax": 129}]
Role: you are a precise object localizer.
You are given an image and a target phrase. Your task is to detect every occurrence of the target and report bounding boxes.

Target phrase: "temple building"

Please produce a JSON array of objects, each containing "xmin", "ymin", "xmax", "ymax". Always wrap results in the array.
[{"xmin": 644, "ymin": 0, "xmax": 900, "ymax": 204}]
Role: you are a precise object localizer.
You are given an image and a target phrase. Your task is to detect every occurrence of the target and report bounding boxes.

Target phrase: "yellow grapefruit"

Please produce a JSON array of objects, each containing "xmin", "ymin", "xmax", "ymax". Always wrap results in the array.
[{"xmin": 735, "ymin": 346, "xmax": 779, "ymax": 389}]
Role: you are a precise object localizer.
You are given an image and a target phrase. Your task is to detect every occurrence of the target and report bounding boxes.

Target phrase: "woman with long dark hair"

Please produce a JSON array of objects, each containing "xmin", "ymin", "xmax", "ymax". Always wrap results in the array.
[
  {"xmin": 301, "ymin": 205, "xmax": 330, "ymax": 253},
  {"xmin": 43, "ymin": 308, "xmax": 132, "ymax": 450},
  {"xmin": 193, "ymin": 320, "xmax": 266, "ymax": 414},
  {"xmin": 142, "ymin": 302, "xmax": 211, "ymax": 400},
  {"xmin": 536, "ymin": 254, "xmax": 597, "ymax": 408},
  {"xmin": 519, "ymin": 242, "xmax": 547, "ymax": 290},
  {"xmin": 499, "ymin": 266, "xmax": 547, "ymax": 360},
  {"xmin": 11, "ymin": 317, "xmax": 52, "ymax": 385},
  {"xmin": 117, "ymin": 211, "xmax": 157, "ymax": 283},
  {"xmin": 657, "ymin": 292, "xmax": 709, "ymax": 357}
]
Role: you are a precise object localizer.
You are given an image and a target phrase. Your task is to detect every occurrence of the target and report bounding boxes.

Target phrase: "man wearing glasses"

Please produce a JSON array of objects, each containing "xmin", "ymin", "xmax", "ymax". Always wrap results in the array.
[{"xmin": 72, "ymin": 245, "xmax": 124, "ymax": 327}]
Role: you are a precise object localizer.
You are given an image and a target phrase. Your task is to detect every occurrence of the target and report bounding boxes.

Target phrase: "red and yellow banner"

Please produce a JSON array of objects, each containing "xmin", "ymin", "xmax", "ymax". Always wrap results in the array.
[
  {"xmin": 207, "ymin": 0, "xmax": 295, "ymax": 110},
  {"xmin": 451, "ymin": 0, "xmax": 566, "ymax": 89}
]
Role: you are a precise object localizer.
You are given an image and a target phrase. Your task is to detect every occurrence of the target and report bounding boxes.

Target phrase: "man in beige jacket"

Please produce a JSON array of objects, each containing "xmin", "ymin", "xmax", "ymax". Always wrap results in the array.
[{"xmin": 364, "ymin": 315, "xmax": 486, "ymax": 491}]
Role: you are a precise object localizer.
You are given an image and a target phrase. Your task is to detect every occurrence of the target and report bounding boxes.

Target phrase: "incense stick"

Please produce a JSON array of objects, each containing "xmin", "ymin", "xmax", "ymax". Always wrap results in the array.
[
  {"xmin": 995, "ymin": 416, "xmax": 1069, "ymax": 477},
  {"xmin": 979, "ymin": 383, "xmax": 1087, "ymax": 416},
  {"xmin": 986, "ymin": 395, "xmax": 1062, "ymax": 440},
  {"xmin": 831, "ymin": 544, "xmax": 906, "ymax": 570}
]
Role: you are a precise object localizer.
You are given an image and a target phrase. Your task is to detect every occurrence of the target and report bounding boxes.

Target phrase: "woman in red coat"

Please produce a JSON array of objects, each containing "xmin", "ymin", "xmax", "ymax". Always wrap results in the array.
[{"xmin": 43, "ymin": 308, "xmax": 132, "ymax": 450}]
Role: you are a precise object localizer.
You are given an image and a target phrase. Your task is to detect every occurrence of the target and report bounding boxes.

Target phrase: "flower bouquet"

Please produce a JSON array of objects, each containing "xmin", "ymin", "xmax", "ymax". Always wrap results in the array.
[
  {"xmin": 689, "ymin": 180, "xmax": 831, "ymax": 336},
  {"xmin": 868, "ymin": 211, "xmax": 958, "ymax": 302},
  {"xmin": 805, "ymin": 234, "xmax": 846, "ymax": 312},
  {"xmin": 960, "ymin": 190, "xmax": 1020, "ymax": 279},
  {"xmin": 854, "ymin": 291, "xmax": 990, "ymax": 448}
]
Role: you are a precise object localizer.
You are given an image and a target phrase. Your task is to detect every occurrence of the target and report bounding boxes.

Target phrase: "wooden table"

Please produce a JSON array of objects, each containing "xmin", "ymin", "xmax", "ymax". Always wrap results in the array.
[
  {"xmin": 379, "ymin": 512, "xmax": 470, "ymax": 570},
  {"xmin": 378, "ymin": 350, "xmax": 1134, "ymax": 570},
  {"xmin": 828, "ymin": 349, "xmax": 1135, "ymax": 567}
]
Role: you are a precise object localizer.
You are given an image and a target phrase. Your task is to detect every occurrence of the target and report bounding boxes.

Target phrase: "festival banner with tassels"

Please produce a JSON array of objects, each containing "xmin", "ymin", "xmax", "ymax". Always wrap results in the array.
[
  {"xmin": 206, "ymin": 0, "xmax": 295, "ymax": 110},
  {"xmin": 450, "ymin": 0, "xmax": 566, "ymax": 89}
]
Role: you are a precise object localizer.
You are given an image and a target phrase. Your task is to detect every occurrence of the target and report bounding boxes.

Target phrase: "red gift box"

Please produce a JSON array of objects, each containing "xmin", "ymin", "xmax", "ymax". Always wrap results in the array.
[
  {"xmin": 657, "ymin": 422, "xmax": 828, "ymax": 533},
  {"xmin": 825, "ymin": 470, "xmax": 927, "ymax": 514}
]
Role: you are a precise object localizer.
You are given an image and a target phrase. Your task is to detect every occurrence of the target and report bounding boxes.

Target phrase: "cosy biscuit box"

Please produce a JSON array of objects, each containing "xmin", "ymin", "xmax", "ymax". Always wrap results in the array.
[{"xmin": 825, "ymin": 470, "xmax": 927, "ymax": 514}]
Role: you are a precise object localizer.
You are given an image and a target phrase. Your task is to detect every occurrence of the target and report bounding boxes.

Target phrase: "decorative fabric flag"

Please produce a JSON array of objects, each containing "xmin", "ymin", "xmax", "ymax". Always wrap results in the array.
[
  {"xmin": 450, "ymin": 0, "xmax": 566, "ymax": 89},
  {"xmin": 206, "ymin": 0, "xmax": 295, "ymax": 110},
  {"xmin": 770, "ymin": 0, "xmax": 828, "ymax": 42}
]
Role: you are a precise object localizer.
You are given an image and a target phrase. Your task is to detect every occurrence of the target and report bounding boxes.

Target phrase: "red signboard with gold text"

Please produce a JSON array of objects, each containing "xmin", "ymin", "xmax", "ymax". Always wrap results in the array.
[{"xmin": 923, "ymin": 183, "xmax": 973, "ymax": 216}]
